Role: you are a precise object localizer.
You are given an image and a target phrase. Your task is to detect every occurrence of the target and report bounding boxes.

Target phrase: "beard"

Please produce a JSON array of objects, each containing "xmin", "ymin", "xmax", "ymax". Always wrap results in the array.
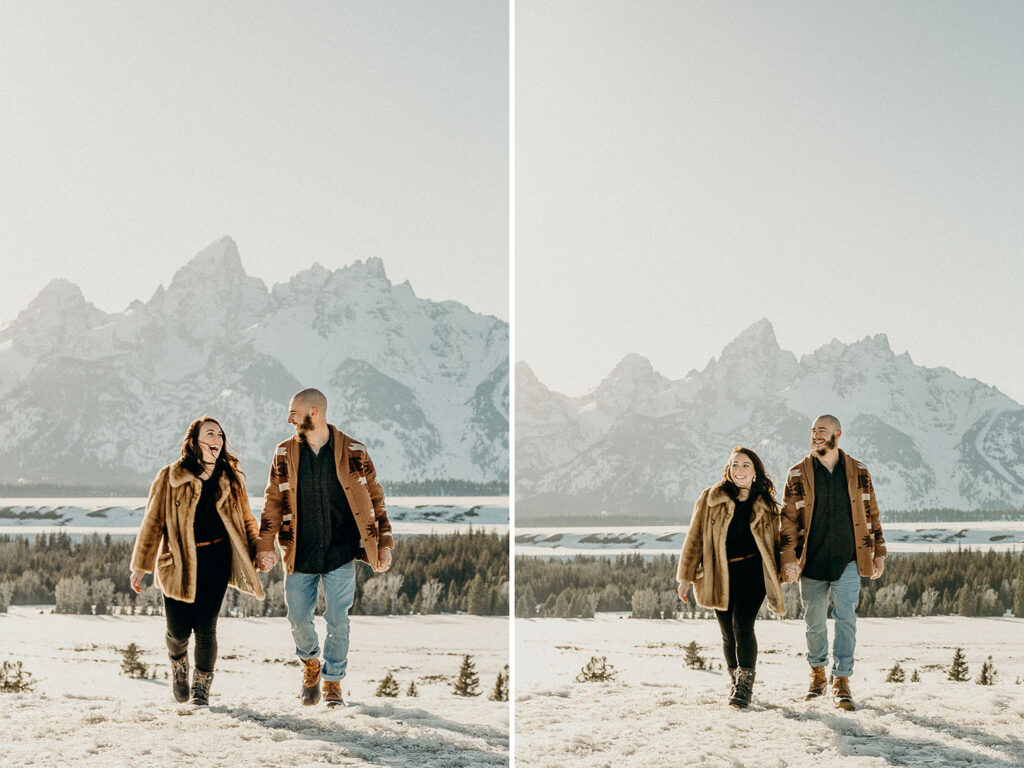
[
  {"xmin": 295, "ymin": 414, "xmax": 315, "ymax": 441},
  {"xmin": 812, "ymin": 434, "xmax": 838, "ymax": 455}
]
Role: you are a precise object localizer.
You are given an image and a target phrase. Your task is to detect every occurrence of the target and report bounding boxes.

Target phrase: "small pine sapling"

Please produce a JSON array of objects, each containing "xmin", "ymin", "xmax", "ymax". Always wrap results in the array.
[
  {"xmin": 375, "ymin": 671, "xmax": 400, "ymax": 697},
  {"xmin": 120, "ymin": 643, "xmax": 149, "ymax": 679},
  {"xmin": 406, "ymin": 680, "xmax": 419, "ymax": 697},
  {"xmin": 976, "ymin": 656, "xmax": 997, "ymax": 686},
  {"xmin": 947, "ymin": 647, "xmax": 970, "ymax": 682},
  {"xmin": 684, "ymin": 641, "xmax": 706, "ymax": 670},
  {"xmin": 886, "ymin": 662, "xmax": 905, "ymax": 683},
  {"xmin": 453, "ymin": 654, "xmax": 481, "ymax": 697},
  {"xmin": 576, "ymin": 655, "xmax": 617, "ymax": 683},
  {"xmin": 489, "ymin": 664, "xmax": 509, "ymax": 702},
  {"xmin": 0, "ymin": 660, "xmax": 37, "ymax": 693}
]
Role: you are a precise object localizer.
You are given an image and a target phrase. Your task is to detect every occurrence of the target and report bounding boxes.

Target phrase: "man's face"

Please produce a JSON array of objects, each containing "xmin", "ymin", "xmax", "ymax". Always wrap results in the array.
[
  {"xmin": 288, "ymin": 399, "xmax": 315, "ymax": 438},
  {"xmin": 810, "ymin": 419, "xmax": 839, "ymax": 455}
]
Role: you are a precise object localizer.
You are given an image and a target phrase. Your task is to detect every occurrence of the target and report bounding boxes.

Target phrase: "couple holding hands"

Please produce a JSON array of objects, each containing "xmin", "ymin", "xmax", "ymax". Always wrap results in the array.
[
  {"xmin": 676, "ymin": 415, "xmax": 887, "ymax": 710},
  {"xmin": 129, "ymin": 388, "xmax": 393, "ymax": 707}
]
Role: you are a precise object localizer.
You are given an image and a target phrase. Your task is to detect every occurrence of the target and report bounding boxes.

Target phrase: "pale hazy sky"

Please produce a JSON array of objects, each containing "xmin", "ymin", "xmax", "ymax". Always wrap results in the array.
[
  {"xmin": 516, "ymin": 1, "xmax": 1024, "ymax": 404},
  {"xmin": 1, "ymin": 1, "xmax": 507, "ymax": 322}
]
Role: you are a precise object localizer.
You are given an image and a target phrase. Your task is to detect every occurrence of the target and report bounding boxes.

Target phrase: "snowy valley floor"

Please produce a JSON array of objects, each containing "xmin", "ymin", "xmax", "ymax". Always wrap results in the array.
[
  {"xmin": 516, "ymin": 614, "xmax": 1024, "ymax": 768},
  {"xmin": 1, "ymin": 608, "xmax": 508, "ymax": 768}
]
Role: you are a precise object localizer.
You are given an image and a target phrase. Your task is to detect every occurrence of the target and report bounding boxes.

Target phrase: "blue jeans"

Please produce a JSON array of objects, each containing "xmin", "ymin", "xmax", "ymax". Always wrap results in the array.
[
  {"xmin": 284, "ymin": 560, "xmax": 357, "ymax": 682},
  {"xmin": 800, "ymin": 560, "xmax": 861, "ymax": 678}
]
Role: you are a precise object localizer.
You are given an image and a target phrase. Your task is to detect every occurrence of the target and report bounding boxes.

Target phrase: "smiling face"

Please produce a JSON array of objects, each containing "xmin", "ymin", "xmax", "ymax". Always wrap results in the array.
[
  {"xmin": 287, "ymin": 398, "xmax": 315, "ymax": 438},
  {"xmin": 728, "ymin": 451, "xmax": 755, "ymax": 489},
  {"xmin": 811, "ymin": 417, "xmax": 840, "ymax": 456},
  {"xmin": 196, "ymin": 420, "xmax": 224, "ymax": 464}
]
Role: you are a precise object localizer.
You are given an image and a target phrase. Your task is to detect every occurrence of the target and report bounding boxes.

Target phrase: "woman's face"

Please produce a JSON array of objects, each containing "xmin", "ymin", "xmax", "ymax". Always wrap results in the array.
[
  {"xmin": 728, "ymin": 452, "xmax": 755, "ymax": 489},
  {"xmin": 197, "ymin": 421, "xmax": 224, "ymax": 464}
]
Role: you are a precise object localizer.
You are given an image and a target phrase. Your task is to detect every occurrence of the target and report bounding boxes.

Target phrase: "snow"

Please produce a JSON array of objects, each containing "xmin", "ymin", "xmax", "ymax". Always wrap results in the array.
[
  {"xmin": 516, "ymin": 613, "xmax": 1024, "ymax": 768},
  {"xmin": 515, "ymin": 523, "xmax": 1024, "ymax": 557},
  {"xmin": 1, "ymin": 607, "xmax": 508, "ymax": 767},
  {"xmin": 0, "ymin": 496, "xmax": 509, "ymax": 538}
]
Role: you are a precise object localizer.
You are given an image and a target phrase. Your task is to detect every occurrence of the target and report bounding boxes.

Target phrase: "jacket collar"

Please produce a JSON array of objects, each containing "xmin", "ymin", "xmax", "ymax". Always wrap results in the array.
[
  {"xmin": 168, "ymin": 459, "xmax": 198, "ymax": 488},
  {"xmin": 707, "ymin": 484, "xmax": 772, "ymax": 525}
]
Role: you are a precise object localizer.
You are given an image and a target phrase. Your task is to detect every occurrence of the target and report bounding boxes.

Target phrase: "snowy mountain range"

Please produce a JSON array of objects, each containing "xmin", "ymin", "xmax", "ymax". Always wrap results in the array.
[
  {"xmin": 517, "ymin": 319, "xmax": 1024, "ymax": 522},
  {"xmin": 0, "ymin": 237, "xmax": 508, "ymax": 487}
]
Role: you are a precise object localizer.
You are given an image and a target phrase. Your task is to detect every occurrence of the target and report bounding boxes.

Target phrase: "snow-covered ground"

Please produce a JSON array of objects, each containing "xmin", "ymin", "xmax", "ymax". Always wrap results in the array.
[
  {"xmin": 1, "ymin": 607, "xmax": 509, "ymax": 767},
  {"xmin": 516, "ymin": 613, "xmax": 1024, "ymax": 767},
  {"xmin": 0, "ymin": 496, "xmax": 509, "ymax": 538},
  {"xmin": 516, "ymin": 523, "xmax": 1024, "ymax": 557}
]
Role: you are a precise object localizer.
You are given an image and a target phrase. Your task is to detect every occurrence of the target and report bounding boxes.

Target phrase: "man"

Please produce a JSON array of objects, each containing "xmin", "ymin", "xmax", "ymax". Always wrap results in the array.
[
  {"xmin": 257, "ymin": 388, "xmax": 394, "ymax": 707},
  {"xmin": 780, "ymin": 414, "xmax": 886, "ymax": 711}
]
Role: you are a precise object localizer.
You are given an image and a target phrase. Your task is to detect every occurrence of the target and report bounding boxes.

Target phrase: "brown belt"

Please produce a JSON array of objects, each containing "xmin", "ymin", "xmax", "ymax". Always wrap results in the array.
[
  {"xmin": 196, "ymin": 537, "xmax": 226, "ymax": 548},
  {"xmin": 728, "ymin": 552, "xmax": 759, "ymax": 563}
]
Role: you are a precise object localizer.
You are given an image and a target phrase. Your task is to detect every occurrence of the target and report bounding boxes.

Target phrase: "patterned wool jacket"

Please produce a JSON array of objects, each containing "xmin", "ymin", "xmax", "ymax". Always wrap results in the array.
[
  {"xmin": 130, "ymin": 460, "xmax": 265, "ymax": 602},
  {"xmin": 676, "ymin": 485, "xmax": 786, "ymax": 614},
  {"xmin": 256, "ymin": 425, "xmax": 394, "ymax": 574},
  {"xmin": 780, "ymin": 449, "xmax": 887, "ymax": 578}
]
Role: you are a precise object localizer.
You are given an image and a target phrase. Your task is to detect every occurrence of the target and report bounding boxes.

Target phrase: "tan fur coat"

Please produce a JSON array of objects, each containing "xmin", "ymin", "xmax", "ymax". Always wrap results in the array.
[
  {"xmin": 676, "ymin": 485, "xmax": 785, "ymax": 614},
  {"xmin": 130, "ymin": 460, "xmax": 265, "ymax": 602}
]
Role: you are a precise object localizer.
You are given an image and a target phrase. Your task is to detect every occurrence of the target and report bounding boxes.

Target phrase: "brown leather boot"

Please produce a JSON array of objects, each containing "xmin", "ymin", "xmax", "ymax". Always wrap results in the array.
[
  {"xmin": 805, "ymin": 665, "xmax": 826, "ymax": 700},
  {"xmin": 323, "ymin": 680, "xmax": 344, "ymax": 708},
  {"xmin": 300, "ymin": 658, "xmax": 322, "ymax": 705},
  {"xmin": 728, "ymin": 667, "xmax": 755, "ymax": 709},
  {"xmin": 170, "ymin": 655, "xmax": 189, "ymax": 703},
  {"xmin": 190, "ymin": 669, "xmax": 214, "ymax": 706},
  {"xmin": 832, "ymin": 676, "xmax": 855, "ymax": 710}
]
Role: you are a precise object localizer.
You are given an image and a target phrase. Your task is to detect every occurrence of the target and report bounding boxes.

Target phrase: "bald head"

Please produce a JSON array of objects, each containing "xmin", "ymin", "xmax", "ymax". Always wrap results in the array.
[
  {"xmin": 292, "ymin": 388, "xmax": 327, "ymax": 413},
  {"xmin": 814, "ymin": 414, "xmax": 841, "ymax": 432},
  {"xmin": 810, "ymin": 414, "xmax": 841, "ymax": 458}
]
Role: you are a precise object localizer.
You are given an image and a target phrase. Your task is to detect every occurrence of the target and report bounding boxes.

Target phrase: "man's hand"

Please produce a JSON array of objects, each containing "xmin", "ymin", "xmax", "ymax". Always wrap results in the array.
[
  {"xmin": 676, "ymin": 581, "xmax": 691, "ymax": 603},
  {"xmin": 257, "ymin": 551, "xmax": 278, "ymax": 572},
  {"xmin": 130, "ymin": 569, "xmax": 146, "ymax": 594},
  {"xmin": 781, "ymin": 562, "xmax": 802, "ymax": 583},
  {"xmin": 871, "ymin": 556, "xmax": 885, "ymax": 580},
  {"xmin": 375, "ymin": 547, "xmax": 392, "ymax": 573}
]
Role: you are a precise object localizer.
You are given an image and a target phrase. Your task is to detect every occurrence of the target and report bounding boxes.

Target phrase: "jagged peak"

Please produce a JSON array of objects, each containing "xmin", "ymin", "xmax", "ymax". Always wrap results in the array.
[
  {"xmin": 721, "ymin": 318, "xmax": 780, "ymax": 358},
  {"xmin": 336, "ymin": 256, "xmax": 390, "ymax": 283},
  {"xmin": 169, "ymin": 236, "xmax": 247, "ymax": 287}
]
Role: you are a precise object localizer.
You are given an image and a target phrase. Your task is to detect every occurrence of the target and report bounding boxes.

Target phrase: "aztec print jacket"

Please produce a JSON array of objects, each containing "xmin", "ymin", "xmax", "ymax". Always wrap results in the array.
[
  {"xmin": 780, "ymin": 449, "xmax": 887, "ymax": 578},
  {"xmin": 256, "ymin": 425, "xmax": 394, "ymax": 574}
]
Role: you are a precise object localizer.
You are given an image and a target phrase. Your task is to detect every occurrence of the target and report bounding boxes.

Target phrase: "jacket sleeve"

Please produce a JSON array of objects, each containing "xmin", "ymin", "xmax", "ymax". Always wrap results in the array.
[
  {"xmin": 364, "ymin": 449, "xmax": 394, "ymax": 551},
  {"xmin": 779, "ymin": 469, "xmax": 803, "ymax": 568},
  {"xmin": 257, "ymin": 451, "xmax": 284, "ymax": 554},
  {"xmin": 130, "ymin": 468, "xmax": 168, "ymax": 573},
  {"xmin": 676, "ymin": 490, "xmax": 707, "ymax": 583},
  {"xmin": 237, "ymin": 477, "xmax": 260, "ymax": 559},
  {"xmin": 863, "ymin": 467, "xmax": 887, "ymax": 559}
]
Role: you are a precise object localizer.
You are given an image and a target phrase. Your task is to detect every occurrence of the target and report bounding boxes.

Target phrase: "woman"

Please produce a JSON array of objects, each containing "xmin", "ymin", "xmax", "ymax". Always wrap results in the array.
[
  {"xmin": 130, "ymin": 416, "xmax": 264, "ymax": 705},
  {"xmin": 676, "ymin": 446, "xmax": 785, "ymax": 709}
]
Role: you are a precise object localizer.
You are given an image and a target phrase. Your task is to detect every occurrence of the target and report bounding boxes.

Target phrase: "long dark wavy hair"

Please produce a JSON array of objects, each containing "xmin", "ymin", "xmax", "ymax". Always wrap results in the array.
[
  {"xmin": 718, "ymin": 445, "xmax": 778, "ymax": 511},
  {"xmin": 180, "ymin": 415, "xmax": 244, "ymax": 500}
]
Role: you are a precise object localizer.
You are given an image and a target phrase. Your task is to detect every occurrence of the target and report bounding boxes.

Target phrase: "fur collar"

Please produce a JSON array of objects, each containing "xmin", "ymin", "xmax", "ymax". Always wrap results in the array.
[
  {"xmin": 167, "ymin": 459, "xmax": 232, "ymax": 498},
  {"xmin": 705, "ymin": 484, "xmax": 773, "ymax": 524}
]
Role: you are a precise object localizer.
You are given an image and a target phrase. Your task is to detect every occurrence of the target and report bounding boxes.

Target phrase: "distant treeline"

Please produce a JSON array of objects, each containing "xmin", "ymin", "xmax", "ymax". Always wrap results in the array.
[
  {"xmin": 0, "ymin": 530, "xmax": 508, "ymax": 617},
  {"xmin": 0, "ymin": 478, "xmax": 508, "ymax": 498},
  {"xmin": 515, "ymin": 551, "xmax": 1024, "ymax": 620}
]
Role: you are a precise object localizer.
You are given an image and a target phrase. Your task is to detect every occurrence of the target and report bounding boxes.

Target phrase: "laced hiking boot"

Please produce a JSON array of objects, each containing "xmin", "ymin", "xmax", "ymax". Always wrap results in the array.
[
  {"xmin": 727, "ymin": 666, "xmax": 738, "ymax": 699},
  {"xmin": 170, "ymin": 655, "xmax": 190, "ymax": 703},
  {"xmin": 832, "ymin": 675, "xmax": 855, "ymax": 711},
  {"xmin": 300, "ymin": 658, "xmax": 322, "ymax": 706},
  {"xmin": 190, "ymin": 670, "xmax": 214, "ymax": 706},
  {"xmin": 728, "ymin": 667, "xmax": 756, "ymax": 709},
  {"xmin": 323, "ymin": 680, "xmax": 344, "ymax": 708},
  {"xmin": 805, "ymin": 665, "xmax": 827, "ymax": 700}
]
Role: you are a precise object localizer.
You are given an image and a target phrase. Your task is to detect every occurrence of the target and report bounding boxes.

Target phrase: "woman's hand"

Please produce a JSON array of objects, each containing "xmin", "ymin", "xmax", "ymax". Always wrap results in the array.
[
  {"xmin": 677, "ymin": 581, "xmax": 691, "ymax": 603},
  {"xmin": 130, "ymin": 569, "xmax": 146, "ymax": 594}
]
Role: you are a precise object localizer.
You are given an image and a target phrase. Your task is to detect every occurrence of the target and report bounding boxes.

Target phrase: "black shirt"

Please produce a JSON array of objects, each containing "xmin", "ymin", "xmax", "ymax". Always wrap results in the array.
[
  {"xmin": 725, "ymin": 496, "xmax": 760, "ymax": 560},
  {"xmin": 193, "ymin": 469, "xmax": 229, "ymax": 544},
  {"xmin": 293, "ymin": 433, "xmax": 361, "ymax": 574},
  {"xmin": 803, "ymin": 454, "xmax": 856, "ymax": 581}
]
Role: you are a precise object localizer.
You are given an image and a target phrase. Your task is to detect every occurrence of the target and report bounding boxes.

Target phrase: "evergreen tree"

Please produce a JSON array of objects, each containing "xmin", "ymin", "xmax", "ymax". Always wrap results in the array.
[
  {"xmin": 453, "ymin": 654, "xmax": 481, "ymax": 697},
  {"xmin": 1014, "ymin": 580, "xmax": 1024, "ymax": 619},
  {"xmin": 910, "ymin": 668, "xmax": 921, "ymax": 682},
  {"xmin": 947, "ymin": 647, "xmax": 970, "ymax": 682},
  {"xmin": 684, "ymin": 641, "xmax": 706, "ymax": 670},
  {"xmin": 406, "ymin": 680, "xmax": 419, "ymax": 697},
  {"xmin": 0, "ymin": 660, "xmax": 36, "ymax": 692},
  {"xmin": 489, "ymin": 665, "xmax": 509, "ymax": 702},
  {"xmin": 576, "ymin": 656, "xmax": 617, "ymax": 682},
  {"xmin": 375, "ymin": 671, "xmax": 400, "ymax": 697},
  {"xmin": 977, "ymin": 656, "xmax": 996, "ymax": 686},
  {"xmin": 120, "ymin": 643, "xmax": 148, "ymax": 679},
  {"xmin": 886, "ymin": 662, "xmax": 905, "ymax": 683},
  {"xmin": 467, "ymin": 576, "xmax": 492, "ymax": 615}
]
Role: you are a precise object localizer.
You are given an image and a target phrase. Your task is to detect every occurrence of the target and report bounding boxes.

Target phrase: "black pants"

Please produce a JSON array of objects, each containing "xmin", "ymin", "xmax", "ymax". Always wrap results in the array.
[
  {"xmin": 163, "ymin": 540, "xmax": 231, "ymax": 673},
  {"xmin": 714, "ymin": 556, "xmax": 767, "ymax": 670}
]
